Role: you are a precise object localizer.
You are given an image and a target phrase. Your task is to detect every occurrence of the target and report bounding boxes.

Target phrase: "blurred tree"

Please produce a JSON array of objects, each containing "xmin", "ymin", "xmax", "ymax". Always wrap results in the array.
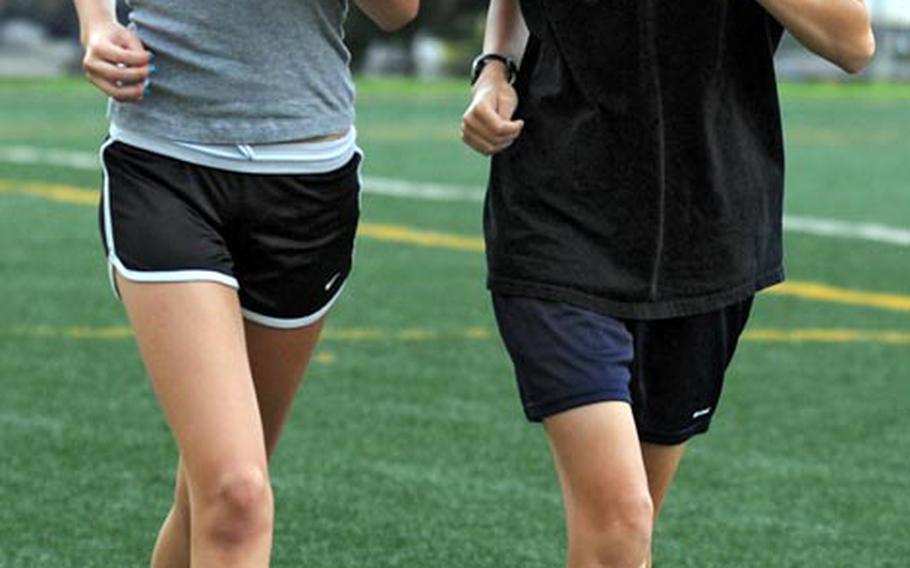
[
  {"xmin": 347, "ymin": 0, "xmax": 487, "ymax": 70},
  {"xmin": 1, "ymin": 0, "xmax": 78, "ymax": 38}
]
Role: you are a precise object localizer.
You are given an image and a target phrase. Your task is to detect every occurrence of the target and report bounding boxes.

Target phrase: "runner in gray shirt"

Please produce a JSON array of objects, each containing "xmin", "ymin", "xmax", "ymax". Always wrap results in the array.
[{"xmin": 73, "ymin": 1, "xmax": 418, "ymax": 566}]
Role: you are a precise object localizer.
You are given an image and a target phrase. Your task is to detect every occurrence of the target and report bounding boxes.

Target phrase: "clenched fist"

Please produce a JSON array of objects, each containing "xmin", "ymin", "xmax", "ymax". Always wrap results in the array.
[
  {"xmin": 461, "ymin": 62, "xmax": 524, "ymax": 156},
  {"xmin": 81, "ymin": 20, "xmax": 153, "ymax": 103}
]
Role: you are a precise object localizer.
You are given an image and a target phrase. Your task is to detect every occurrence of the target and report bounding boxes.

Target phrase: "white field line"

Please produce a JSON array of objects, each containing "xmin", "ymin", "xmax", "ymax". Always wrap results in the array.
[
  {"xmin": 782, "ymin": 216, "xmax": 910, "ymax": 247},
  {"xmin": 2, "ymin": 145, "xmax": 909, "ymax": 247},
  {"xmin": 362, "ymin": 176, "xmax": 483, "ymax": 202},
  {"xmin": 0, "ymin": 145, "xmax": 100, "ymax": 170},
  {"xmin": 0, "ymin": 145, "xmax": 484, "ymax": 202}
]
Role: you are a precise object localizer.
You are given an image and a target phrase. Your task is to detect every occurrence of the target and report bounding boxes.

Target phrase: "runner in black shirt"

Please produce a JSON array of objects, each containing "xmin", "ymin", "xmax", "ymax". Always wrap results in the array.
[{"xmin": 463, "ymin": 1, "xmax": 874, "ymax": 566}]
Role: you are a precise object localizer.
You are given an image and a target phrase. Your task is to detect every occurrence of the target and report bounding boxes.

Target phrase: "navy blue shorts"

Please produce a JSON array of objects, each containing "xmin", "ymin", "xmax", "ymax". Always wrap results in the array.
[{"xmin": 492, "ymin": 294, "xmax": 754, "ymax": 445}]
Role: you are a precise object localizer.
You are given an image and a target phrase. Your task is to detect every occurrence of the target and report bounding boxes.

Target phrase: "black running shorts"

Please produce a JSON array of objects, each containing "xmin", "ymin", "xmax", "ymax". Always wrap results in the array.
[
  {"xmin": 492, "ymin": 294, "xmax": 754, "ymax": 445},
  {"xmin": 99, "ymin": 139, "xmax": 361, "ymax": 329}
]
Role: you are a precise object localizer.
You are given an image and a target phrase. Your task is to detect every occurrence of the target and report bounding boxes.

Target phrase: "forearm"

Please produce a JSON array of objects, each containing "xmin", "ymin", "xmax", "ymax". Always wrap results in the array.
[
  {"xmin": 757, "ymin": 0, "xmax": 875, "ymax": 73},
  {"xmin": 354, "ymin": 0, "xmax": 419, "ymax": 32},
  {"xmin": 483, "ymin": 0, "xmax": 529, "ymax": 65},
  {"xmin": 73, "ymin": 0, "xmax": 117, "ymax": 45},
  {"xmin": 463, "ymin": 0, "xmax": 527, "ymax": 155}
]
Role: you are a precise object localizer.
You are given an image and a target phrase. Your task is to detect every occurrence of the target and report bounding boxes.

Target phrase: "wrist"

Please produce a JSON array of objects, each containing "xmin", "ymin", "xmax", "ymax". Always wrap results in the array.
[
  {"xmin": 471, "ymin": 53, "xmax": 518, "ymax": 86},
  {"xmin": 78, "ymin": 7, "xmax": 117, "ymax": 46},
  {"xmin": 476, "ymin": 61, "xmax": 510, "ymax": 86}
]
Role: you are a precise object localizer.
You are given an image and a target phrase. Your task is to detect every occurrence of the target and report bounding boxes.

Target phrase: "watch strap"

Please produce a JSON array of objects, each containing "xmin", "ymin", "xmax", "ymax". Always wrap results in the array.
[{"xmin": 471, "ymin": 53, "xmax": 518, "ymax": 86}]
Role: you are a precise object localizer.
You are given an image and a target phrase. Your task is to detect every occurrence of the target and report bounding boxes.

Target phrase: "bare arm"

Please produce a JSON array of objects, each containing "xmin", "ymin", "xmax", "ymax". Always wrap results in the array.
[
  {"xmin": 73, "ymin": 0, "xmax": 116, "ymax": 44},
  {"xmin": 757, "ymin": 0, "xmax": 875, "ymax": 73},
  {"xmin": 73, "ymin": 0, "xmax": 152, "ymax": 102},
  {"xmin": 354, "ymin": 0, "xmax": 419, "ymax": 32},
  {"xmin": 483, "ymin": 0, "xmax": 529, "ymax": 68},
  {"xmin": 461, "ymin": 0, "xmax": 528, "ymax": 156}
]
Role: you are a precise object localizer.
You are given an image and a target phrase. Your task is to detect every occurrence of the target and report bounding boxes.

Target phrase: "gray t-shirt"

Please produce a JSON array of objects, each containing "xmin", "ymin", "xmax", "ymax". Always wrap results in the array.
[{"xmin": 110, "ymin": 0, "xmax": 355, "ymax": 144}]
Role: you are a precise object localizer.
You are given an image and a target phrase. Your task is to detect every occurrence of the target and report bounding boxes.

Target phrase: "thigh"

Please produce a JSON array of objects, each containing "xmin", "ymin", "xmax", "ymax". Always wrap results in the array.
[
  {"xmin": 118, "ymin": 277, "xmax": 267, "ymax": 480},
  {"xmin": 244, "ymin": 318, "xmax": 326, "ymax": 457},
  {"xmin": 545, "ymin": 402, "xmax": 649, "ymax": 527},
  {"xmin": 491, "ymin": 294, "xmax": 635, "ymax": 422},
  {"xmin": 233, "ymin": 154, "xmax": 361, "ymax": 329},
  {"xmin": 625, "ymin": 297, "xmax": 754, "ymax": 445},
  {"xmin": 100, "ymin": 140, "xmax": 236, "ymax": 287}
]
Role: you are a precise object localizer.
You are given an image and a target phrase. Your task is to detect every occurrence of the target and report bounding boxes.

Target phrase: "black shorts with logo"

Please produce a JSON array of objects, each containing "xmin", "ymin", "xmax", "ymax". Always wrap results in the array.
[
  {"xmin": 492, "ymin": 294, "xmax": 754, "ymax": 445},
  {"xmin": 99, "ymin": 139, "xmax": 361, "ymax": 329}
]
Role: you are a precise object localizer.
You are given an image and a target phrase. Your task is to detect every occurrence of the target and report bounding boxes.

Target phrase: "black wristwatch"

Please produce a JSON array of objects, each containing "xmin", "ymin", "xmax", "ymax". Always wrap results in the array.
[{"xmin": 470, "ymin": 53, "xmax": 518, "ymax": 86}]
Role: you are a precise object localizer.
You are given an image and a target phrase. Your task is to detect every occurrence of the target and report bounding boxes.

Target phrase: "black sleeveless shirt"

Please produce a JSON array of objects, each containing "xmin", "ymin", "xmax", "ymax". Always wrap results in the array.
[{"xmin": 485, "ymin": 0, "xmax": 787, "ymax": 319}]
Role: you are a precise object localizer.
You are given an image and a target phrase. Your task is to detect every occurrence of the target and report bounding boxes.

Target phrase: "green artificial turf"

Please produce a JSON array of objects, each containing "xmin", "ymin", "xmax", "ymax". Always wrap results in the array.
[{"xmin": 0, "ymin": 78, "xmax": 908, "ymax": 568}]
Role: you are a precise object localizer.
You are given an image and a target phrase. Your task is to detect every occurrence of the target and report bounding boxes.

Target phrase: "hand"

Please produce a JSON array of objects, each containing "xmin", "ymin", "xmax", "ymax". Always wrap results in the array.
[
  {"xmin": 461, "ymin": 63, "xmax": 524, "ymax": 156},
  {"xmin": 81, "ymin": 19, "xmax": 153, "ymax": 103}
]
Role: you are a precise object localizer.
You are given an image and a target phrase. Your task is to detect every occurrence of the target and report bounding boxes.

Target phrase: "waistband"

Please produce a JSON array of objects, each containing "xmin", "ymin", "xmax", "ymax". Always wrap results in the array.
[{"xmin": 108, "ymin": 123, "xmax": 359, "ymax": 175}]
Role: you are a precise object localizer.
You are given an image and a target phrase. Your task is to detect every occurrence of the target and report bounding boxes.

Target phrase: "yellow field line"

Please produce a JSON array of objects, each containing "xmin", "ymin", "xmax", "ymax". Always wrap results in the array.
[
  {"xmin": 3, "ymin": 324, "xmax": 910, "ymax": 345},
  {"xmin": 0, "ymin": 178, "xmax": 98, "ymax": 205},
  {"xmin": 0, "ymin": 325, "xmax": 495, "ymax": 342},
  {"xmin": 4, "ymin": 325, "xmax": 133, "ymax": 340},
  {"xmin": 2, "ymin": 178, "xmax": 909, "ymax": 314},
  {"xmin": 0, "ymin": 179, "xmax": 486, "ymax": 252},
  {"xmin": 742, "ymin": 328, "xmax": 910, "ymax": 344},
  {"xmin": 768, "ymin": 281, "xmax": 910, "ymax": 313},
  {"xmin": 358, "ymin": 223, "xmax": 484, "ymax": 252}
]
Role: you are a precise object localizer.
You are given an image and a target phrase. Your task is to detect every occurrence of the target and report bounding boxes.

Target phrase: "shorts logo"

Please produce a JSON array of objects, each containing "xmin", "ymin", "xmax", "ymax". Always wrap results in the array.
[
  {"xmin": 692, "ymin": 407, "xmax": 713, "ymax": 419},
  {"xmin": 324, "ymin": 272, "xmax": 341, "ymax": 291}
]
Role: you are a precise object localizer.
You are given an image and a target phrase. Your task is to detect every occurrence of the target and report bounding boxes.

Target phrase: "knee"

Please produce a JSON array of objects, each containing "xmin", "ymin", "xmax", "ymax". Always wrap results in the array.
[
  {"xmin": 580, "ymin": 492, "xmax": 654, "ymax": 567},
  {"xmin": 197, "ymin": 464, "xmax": 273, "ymax": 546},
  {"xmin": 174, "ymin": 469, "xmax": 191, "ymax": 514}
]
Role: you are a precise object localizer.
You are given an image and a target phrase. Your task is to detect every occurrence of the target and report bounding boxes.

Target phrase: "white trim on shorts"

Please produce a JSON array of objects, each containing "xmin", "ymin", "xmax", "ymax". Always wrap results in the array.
[
  {"xmin": 241, "ymin": 282, "xmax": 347, "ymax": 329},
  {"xmin": 99, "ymin": 137, "xmax": 241, "ymax": 300}
]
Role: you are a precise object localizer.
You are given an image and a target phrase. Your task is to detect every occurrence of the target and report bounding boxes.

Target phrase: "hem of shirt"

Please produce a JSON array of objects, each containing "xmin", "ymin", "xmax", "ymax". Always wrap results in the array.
[
  {"xmin": 109, "ymin": 109, "xmax": 355, "ymax": 146},
  {"xmin": 487, "ymin": 267, "xmax": 784, "ymax": 321}
]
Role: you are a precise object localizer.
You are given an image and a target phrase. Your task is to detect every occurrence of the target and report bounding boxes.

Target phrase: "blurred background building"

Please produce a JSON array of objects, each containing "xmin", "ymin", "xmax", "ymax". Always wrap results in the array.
[{"xmin": 0, "ymin": 0, "xmax": 908, "ymax": 80}]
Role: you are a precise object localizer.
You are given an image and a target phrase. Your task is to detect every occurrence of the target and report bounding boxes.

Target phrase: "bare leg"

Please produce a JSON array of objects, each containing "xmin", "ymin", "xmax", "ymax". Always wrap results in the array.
[
  {"xmin": 641, "ymin": 443, "xmax": 686, "ymax": 522},
  {"xmin": 545, "ymin": 402, "xmax": 654, "ymax": 568},
  {"xmin": 150, "ymin": 316, "xmax": 326, "ymax": 568},
  {"xmin": 151, "ymin": 458, "xmax": 191, "ymax": 568},
  {"xmin": 640, "ymin": 443, "xmax": 687, "ymax": 568},
  {"xmin": 120, "ymin": 278, "xmax": 273, "ymax": 568},
  {"xmin": 244, "ymin": 318, "xmax": 326, "ymax": 457}
]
